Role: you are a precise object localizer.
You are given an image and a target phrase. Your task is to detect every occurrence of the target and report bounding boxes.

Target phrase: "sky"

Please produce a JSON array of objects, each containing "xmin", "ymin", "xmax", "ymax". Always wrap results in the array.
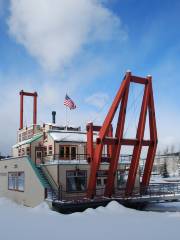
[{"xmin": 0, "ymin": 0, "xmax": 180, "ymax": 155}]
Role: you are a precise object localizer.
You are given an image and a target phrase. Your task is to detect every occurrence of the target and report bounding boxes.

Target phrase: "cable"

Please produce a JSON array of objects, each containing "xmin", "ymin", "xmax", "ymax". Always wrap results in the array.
[{"xmin": 123, "ymin": 88, "xmax": 144, "ymax": 137}]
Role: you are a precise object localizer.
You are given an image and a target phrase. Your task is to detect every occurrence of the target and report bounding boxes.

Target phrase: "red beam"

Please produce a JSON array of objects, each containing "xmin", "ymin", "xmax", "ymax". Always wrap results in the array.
[
  {"xmin": 105, "ymin": 75, "xmax": 131, "ymax": 197},
  {"xmin": 120, "ymin": 139, "xmax": 151, "ymax": 146},
  {"xmin": 19, "ymin": 90, "xmax": 38, "ymax": 130},
  {"xmin": 22, "ymin": 91, "xmax": 36, "ymax": 97},
  {"xmin": 87, "ymin": 122, "xmax": 94, "ymax": 163},
  {"xmin": 98, "ymin": 72, "xmax": 131, "ymax": 140},
  {"xmin": 33, "ymin": 92, "xmax": 37, "ymax": 126},
  {"xmin": 107, "ymin": 125, "xmax": 113, "ymax": 158},
  {"xmin": 97, "ymin": 137, "xmax": 118, "ymax": 145},
  {"xmin": 131, "ymin": 76, "xmax": 148, "ymax": 84},
  {"xmin": 20, "ymin": 91, "xmax": 24, "ymax": 129},
  {"xmin": 86, "ymin": 72, "xmax": 158, "ymax": 199},
  {"xmin": 87, "ymin": 71, "xmax": 131, "ymax": 199},
  {"xmin": 121, "ymin": 139, "xmax": 137, "ymax": 145},
  {"xmin": 141, "ymin": 77, "xmax": 158, "ymax": 187},
  {"xmin": 125, "ymin": 78, "xmax": 150, "ymax": 196}
]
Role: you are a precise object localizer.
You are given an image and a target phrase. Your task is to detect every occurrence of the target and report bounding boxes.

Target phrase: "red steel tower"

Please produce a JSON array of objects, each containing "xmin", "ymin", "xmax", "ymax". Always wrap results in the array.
[{"xmin": 86, "ymin": 71, "xmax": 158, "ymax": 198}]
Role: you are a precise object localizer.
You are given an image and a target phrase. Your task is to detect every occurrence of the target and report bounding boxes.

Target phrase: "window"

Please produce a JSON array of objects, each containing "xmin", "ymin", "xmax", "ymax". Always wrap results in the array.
[
  {"xmin": 59, "ymin": 145, "xmax": 77, "ymax": 160},
  {"xmin": 8, "ymin": 172, "xmax": 25, "ymax": 191},
  {"xmin": 59, "ymin": 146, "xmax": 64, "ymax": 158},
  {"xmin": 96, "ymin": 178, "xmax": 101, "ymax": 186},
  {"xmin": 48, "ymin": 145, "xmax": 53, "ymax": 155},
  {"xmin": 97, "ymin": 170, "xmax": 108, "ymax": 177},
  {"xmin": 117, "ymin": 170, "xmax": 128, "ymax": 189},
  {"xmin": 18, "ymin": 172, "xmax": 25, "ymax": 191},
  {"xmin": 26, "ymin": 147, "xmax": 30, "ymax": 155},
  {"xmin": 71, "ymin": 147, "xmax": 76, "ymax": 159},
  {"xmin": 66, "ymin": 170, "xmax": 87, "ymax": 192},
  {"xmin": 65, "ymin": 146, "xmax": 70, "ymax": 158},
  {"xmin": 18, "ymin": 148, "xmax": 21, "ymax": 157},
  {"xmin": 44, "ymin": 146, "xmax": 47, "ymax": 156},
  {"xmin": 96, "ymin": 170, "xmax": 108, "ymax": 187},
  {"xmin": 27, "ymin": 129, "xmax": 33, "ymax": 139},
  {"xmin": 21, "ymin": 148, "xmax": 25, "ymax": 155},
  {"xmin": 103, "ymin": 178, "xmax": 107, "ymax": 185},
  {"xmin": 18, "ymin": 134, "xmax": 21, "ymax": 142}
]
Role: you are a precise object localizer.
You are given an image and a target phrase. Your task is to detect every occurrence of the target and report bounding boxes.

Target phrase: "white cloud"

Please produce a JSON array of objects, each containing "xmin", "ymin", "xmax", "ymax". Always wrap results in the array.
[
  {"xmin": 8, "ymin": 0, "xmax": 126, "ymax": 71},
  {"xmin": 0, "ymin": 61, "xmax": 110, "ymax": 155},
  {"xmin": 85, "ymin": 92, "xmax": 109, "ymax": 108}
]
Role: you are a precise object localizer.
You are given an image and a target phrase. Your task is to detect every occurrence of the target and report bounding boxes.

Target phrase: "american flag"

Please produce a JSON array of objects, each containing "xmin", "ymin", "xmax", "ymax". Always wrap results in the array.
[{"xmin": 64, "ymin": 94, "xmax": 76, "ymax": 110}]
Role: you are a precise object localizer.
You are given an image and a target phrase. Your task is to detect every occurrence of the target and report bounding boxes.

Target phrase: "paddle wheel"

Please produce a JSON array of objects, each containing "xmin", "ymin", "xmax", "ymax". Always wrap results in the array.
[{"xmin": 86, "ymin": 71, "xmax": 158, "ymax": 198}]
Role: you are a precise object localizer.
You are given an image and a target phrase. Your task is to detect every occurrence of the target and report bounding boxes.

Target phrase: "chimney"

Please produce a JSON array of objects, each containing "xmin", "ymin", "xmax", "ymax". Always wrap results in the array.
[{"xmin": 52, "ymin": 111, "xmax": 56, "ymax": 124}]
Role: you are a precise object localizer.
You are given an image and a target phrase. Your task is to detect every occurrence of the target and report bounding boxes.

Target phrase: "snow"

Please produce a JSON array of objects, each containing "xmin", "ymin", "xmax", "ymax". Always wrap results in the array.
[
  {"xmin": 49, "ymin": 131, "xmax": 97, "ymax": 142},
  {"xmin": 1, "ymin": 198, "xmax": 180, "ymax": 240},
  {"xmin": 150, "ymin": 175, "xmax": 180, "ymax": 183}
]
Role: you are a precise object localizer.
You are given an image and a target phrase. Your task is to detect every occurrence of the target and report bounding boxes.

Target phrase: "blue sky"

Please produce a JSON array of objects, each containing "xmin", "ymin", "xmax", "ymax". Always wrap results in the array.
[{"xmin": 0, "ymin": 0, "xmax": 180, "ymax": 155}]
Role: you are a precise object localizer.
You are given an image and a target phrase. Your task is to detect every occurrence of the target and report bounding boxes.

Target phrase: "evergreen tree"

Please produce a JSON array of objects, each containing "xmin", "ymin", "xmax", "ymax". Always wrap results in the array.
[{"xmin": 162, "ymin": 160, "xmax": 169, "ymax": 178}]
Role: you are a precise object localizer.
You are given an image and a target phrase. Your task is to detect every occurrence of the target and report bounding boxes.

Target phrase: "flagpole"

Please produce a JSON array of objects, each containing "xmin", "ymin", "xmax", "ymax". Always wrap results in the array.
[
  {"xmin": 64, "ymin": 93, "xmax": 76, "ymax": 130},
  {"xmin": 66, "ymin": 106, "xmax": 68, "ymax": 130}
]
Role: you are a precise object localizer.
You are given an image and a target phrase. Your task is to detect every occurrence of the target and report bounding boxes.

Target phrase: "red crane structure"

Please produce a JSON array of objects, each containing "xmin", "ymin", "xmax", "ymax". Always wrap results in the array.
[
  {"xmin": 19, "ymin": 90, "xmax": 38, "ymax": 130},
  {"xmin": 86, "ymin": 71, "xmax": 158, "ymax": 199}
]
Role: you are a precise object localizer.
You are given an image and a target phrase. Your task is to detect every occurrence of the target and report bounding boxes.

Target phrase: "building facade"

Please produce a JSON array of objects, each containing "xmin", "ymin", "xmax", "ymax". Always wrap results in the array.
[{"xmin": 0, "ymin": 123, "xmax": 140, "ymax": 207}]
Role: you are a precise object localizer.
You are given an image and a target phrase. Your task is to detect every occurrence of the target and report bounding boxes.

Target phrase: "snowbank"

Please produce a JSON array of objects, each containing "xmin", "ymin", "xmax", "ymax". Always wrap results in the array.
[{"xmin": 1, "ymin": 198, "xmax": 180, "ymax": 240}]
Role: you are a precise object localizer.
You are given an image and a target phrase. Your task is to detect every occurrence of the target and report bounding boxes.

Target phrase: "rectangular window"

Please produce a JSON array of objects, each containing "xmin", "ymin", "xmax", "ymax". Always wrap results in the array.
[
  {"xmin": 8, "ymin": 173, "xmax": 16, "ymax": 190},
  {"xmin": 48, "ymin": 145, "xmax": 53, "ymax": 155},
  {"xmin": 65, "ymin": 146, "xmax": 70, "ymax": 159},
  {"xmin": 97, "ymin": 170, "xmax": 108, "ymax": 177},
  {"xmin": 66, "ymin": 170, "xmax": 87, "ymax": 192},
  {"xmin": 96, "ymin": 170, "xmax": 108, "ymax": 187},
  {"xmin": 8, "ymin": 172, "xmax": 25, "ymax": 192},
  {"xmin": 59, "ymin": 145, "xmax": 77, "ymax": 160},
  {"xmin": 18, "ymin": 148, "xmax": 21, "ymax": 157},
  {"xmin": 96, "ymin": 178, "xmax": 101, "ymax": 186},
  {"xmin": 26, "ymin": 147, "xmax": 30, "ymax": 155},
  {"xmin": 18, "ymin": 134, "xmax": 21, "ymax": 142},
  {"xmin": 18, "ymin": 172, "xmax": 25, "ymax": 191},
  {"xmin": 59, "ymin": 146, "xmax": 64, "ymax": 158},
  {"xmin": 21, "ymin": 148, "xmax": 25, "ymax": 155},
  {"xmin": 44, "ymin": 146, "xmax": 47, "ymax": 156},
  {"xmin": 117, "ymin": 170, "xmax": 128, "ymax": 189},
  {"xmin": 71, "ymin": 147, "xmax": 76, "ymax": 160}
]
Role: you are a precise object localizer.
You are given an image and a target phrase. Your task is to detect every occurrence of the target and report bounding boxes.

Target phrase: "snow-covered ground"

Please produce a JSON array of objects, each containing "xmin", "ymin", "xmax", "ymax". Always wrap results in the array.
[
  {"xmin": 150, "ymin": 175, "xmax": 180, "ymax": 183},
  {"xmin": 1, "ymin": 198, "xmax": 180, "ymax": 240}
]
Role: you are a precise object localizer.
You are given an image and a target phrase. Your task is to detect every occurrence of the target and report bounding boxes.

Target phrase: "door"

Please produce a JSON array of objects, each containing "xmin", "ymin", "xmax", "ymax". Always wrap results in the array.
[{"xmin": 35, "ymin": 150, "xmax": 43, "ymax": 165}]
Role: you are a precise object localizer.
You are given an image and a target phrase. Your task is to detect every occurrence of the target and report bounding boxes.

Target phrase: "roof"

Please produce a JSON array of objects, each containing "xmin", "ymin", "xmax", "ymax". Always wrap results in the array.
[
  {"xmin": 13, "ymin": 133, "xmax": 43, "ymax": 148},
  {"xmin": 49, "ymin": 130, "xmax": 97, "ymax": 143}
]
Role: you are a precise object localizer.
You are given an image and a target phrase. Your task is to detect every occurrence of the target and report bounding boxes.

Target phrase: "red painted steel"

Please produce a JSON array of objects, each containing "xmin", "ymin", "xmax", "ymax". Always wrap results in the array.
[
  {"xmin": 19, "ymin": 90, "xmax": 38, "ymax": 129},
  {"xmin": 86, "ymin": 122, "xmax": 94, "ymax": 163},
  {"xmin": 20, "ymin": 90, "xmax": 24, "ymax": 130},
  {"xmin": 141, "ymin": 78, "xmax": 158, "ymax": 187},
  {"xmin": 107, "ymin": 125, "xmax": 113, "ymax": 159},
  {"xmin": 33, "ymin": 92, "xmax": 38, "ymax": 126},
  {"xmin": 87, "ymin": 72, "xmax": 131, "ymax": 198},
  {"xmin": 125, "ymin": 80, "xmax": 150, "ymax": 195},
  {"xmin": 86, "ymin": 72, "xmax": 157, "ymax": 199},
  {"xmin": 105, "ymin": 75, "xmax": 130, "ymax": 197}
]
